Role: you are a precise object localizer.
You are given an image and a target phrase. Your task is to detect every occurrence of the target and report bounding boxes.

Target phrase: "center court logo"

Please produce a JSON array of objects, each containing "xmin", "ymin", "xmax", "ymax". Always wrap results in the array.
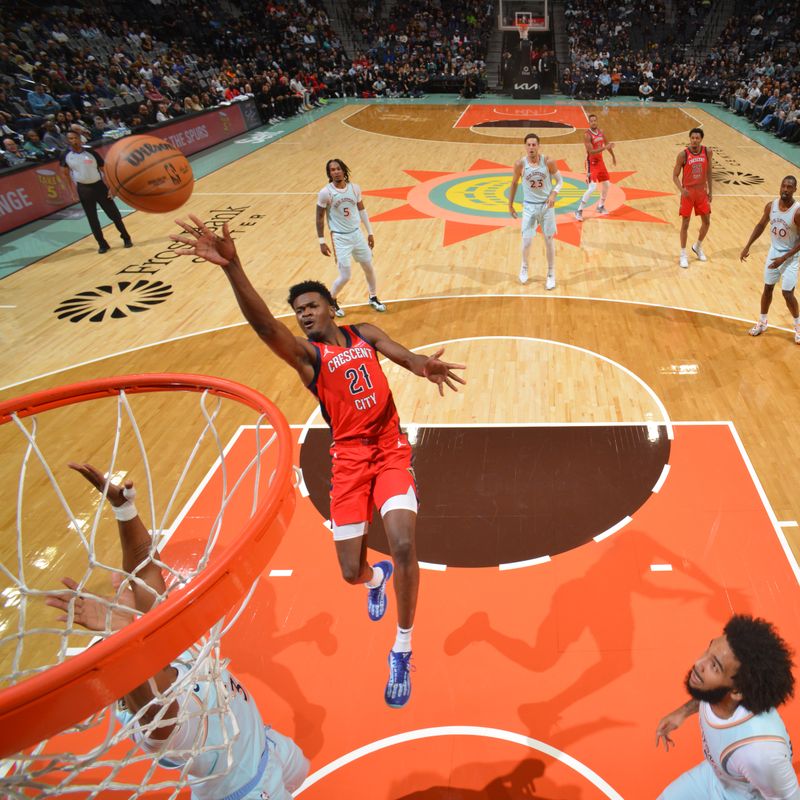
[
  {"xmin": 364, "ymin": 159, "xmax": 672, "ymax": 246},
  {"xmin": 54, "ymin": 280, "xmax": 173, "ymax": 323}
]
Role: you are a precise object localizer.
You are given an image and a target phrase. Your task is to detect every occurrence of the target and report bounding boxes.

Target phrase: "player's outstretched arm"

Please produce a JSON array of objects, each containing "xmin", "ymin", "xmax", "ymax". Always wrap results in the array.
[
  {"xmin": 358, "ymin": 323, "xmax": 466, "ymax": 396},
  {"xmin": 68, "ymin": 462, "xmax": 165, "ymax": 611},
  {"xmin": 171, "ymin": 215, "xmax": 315, "ymax": 380},
  {"xmin": 740, "ymin": 202, "xmax": 771, "ymax": 261},
  {"xmin": 48, "ymin": 463, "xmax": 179, "ymax": 733},
  {"xmin": 655, "ymin": 699, "xmax": 699, "ymax": 752}
]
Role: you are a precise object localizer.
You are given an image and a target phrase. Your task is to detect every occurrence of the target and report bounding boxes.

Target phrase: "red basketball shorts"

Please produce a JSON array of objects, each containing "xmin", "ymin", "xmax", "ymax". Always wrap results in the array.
[
  {"xmin": 679, "ymin": 187, "xmax": 711, "ymax": 217},
  {"xmin": 587, "ymin": 159, "xmax": 609, "ymax": 183},
  {"xmin": 329, "ymin": 428, "xmax": 416, "ymax": 527}
]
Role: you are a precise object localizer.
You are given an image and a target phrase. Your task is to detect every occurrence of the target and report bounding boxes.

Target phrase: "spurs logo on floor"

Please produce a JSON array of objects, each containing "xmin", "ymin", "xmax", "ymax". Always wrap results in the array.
[
  {"xmin": 53, "ymin": 280, "xmax": 173, "ymax": 323},
  {"xmin": 364, "ymin": 160, "xmax": 672, "ymax": 247}
]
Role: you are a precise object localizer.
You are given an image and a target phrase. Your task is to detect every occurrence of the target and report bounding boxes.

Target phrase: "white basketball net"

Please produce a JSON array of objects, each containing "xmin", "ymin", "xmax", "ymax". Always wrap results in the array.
[{"xmin": 0, "ymin": 388, "xmax": 281, "ymax": 798}]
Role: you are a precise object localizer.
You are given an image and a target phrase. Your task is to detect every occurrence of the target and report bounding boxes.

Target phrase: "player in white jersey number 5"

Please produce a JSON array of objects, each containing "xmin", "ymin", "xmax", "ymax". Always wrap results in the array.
[
  {"xmin": 655, "ymin": 615, "xmax": 799, "ymax": 800},
  {"xmin": 46, "ymin": 462, "xmax": 309, "ymax": 800},
  {"xmin": 316, "ymin": 158, "xmax": 387, "ymax": 317},
  {"xmin": 740, "ymin": 175, "xmax": 800, "ymax": 344},
  {"xmin": 508, "ymin": 133, "xmax": 563, "ymax": 290}
]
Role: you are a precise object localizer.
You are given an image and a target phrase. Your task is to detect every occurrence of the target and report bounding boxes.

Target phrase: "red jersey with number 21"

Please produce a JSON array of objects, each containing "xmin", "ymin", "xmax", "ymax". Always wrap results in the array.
[{"xmin": 308, "ymin": 325, "xmax": 400, "ymax": 441}]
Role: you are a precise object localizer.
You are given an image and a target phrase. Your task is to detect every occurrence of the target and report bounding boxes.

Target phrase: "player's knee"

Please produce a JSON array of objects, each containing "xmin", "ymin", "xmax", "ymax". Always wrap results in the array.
[
  {"xmin": 781, "ymin": 289, "xmax": 795, "ymax": 301},
  {"xmin": 390, "ymin": 537, "xmax": 416, "ymax": 570},
  {"xmin": 521, "ymin": 236, "xmax": 533, "ymax": 250}
]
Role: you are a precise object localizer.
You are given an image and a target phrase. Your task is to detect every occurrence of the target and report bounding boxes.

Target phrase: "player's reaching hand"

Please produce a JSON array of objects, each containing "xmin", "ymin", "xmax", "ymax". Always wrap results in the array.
[
  {"xmin": 46, "ymin": 573, "xmax": 136, "ymax": 632},
  {"xmin": 170, "ymin": 214, "xmax": 238, "ymax": 266},
  {"xmin": 740, "ymin": 246, "xmax": 750, "ymax": 262},
  {"xmin": 655, "ymin": 710, "xmax": 685, "ymax": 751},
  {"xmin": 422, "ymin": 348, "xmax": 467, "ymax": 396},
  {"xmin": 69, "ymin": 461, "xmax": 131, "ymax": 507}
]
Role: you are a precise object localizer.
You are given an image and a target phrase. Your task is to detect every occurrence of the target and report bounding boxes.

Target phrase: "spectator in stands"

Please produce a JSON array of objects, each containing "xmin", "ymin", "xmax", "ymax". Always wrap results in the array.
[
  {"xmin": 143, "ymin": 81, "xmax": 167, "ymax": 104},
  {"xmin": 2, "ymin": 137, "xmax": 29, "ymax": 167},
  {"xmin": 597, "ymin": 68, "xmax": 612, "ymax": 98},
  {"xmin": 734, "ymin": 81, "xmax": 761, "ymax": 115},
  {"xmin": 755, "ymin": 88, "xmax": 781, "ymax": 124},
  {"xmin": 23, "ymin": 129, "xmax": 50, "ymax": 160},
  {"xmin": 155, "ymin": 102, "xmax": 173, "ymax": 122},
  {"xmin": 0, "ymin": 111, "xmax": 22, "ymax": 144},
  {"xmin": 639, "ymin": 78, "xmax": 654, "ymax": 101},
  {"xmin": 610, "ymin": 67, "xmax": 622, "ymax": 97},
  {"xmin": 27, "ymin": 83, "xmax": 61, "ymax": 116}
]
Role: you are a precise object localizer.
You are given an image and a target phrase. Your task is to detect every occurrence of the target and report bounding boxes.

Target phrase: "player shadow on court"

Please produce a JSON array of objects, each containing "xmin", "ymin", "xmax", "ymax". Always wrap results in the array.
[
  {"xmin": 390, "ymin": 758, "xmax": 582, "ymax": 799},
  {"xmin": 444, "ymin": 529, "xmax": 749, "ymax": 740},
  {"xmin": 219, "ymin": 577, "xmax": 337, "ymax": 758}
]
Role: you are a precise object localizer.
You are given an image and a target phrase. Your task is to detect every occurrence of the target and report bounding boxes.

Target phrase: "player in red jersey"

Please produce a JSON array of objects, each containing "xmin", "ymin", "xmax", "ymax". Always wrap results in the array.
[
  {"xmin": 574, "ymin": 113, "xmax": 616, "ymax": 221},
  {"xmin": 171, "ymin": 214, "xmax": 466, "ymax": 709},
  {"xmin": 673, "ymin": 127, "xmax": 713, "ymax": 268}
]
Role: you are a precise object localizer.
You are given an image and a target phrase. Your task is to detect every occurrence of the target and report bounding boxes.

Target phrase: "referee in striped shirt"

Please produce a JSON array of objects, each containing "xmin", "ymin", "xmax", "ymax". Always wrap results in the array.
[{"xmin": 60, "ymin": 132, "xmax": 132, "ymax": 254}]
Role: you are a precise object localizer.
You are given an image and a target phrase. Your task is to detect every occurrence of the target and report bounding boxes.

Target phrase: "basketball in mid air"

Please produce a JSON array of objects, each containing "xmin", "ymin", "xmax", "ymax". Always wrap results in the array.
[{"xmin": 103, "ymin": 135, "xmax": 194, "ymax": 213}]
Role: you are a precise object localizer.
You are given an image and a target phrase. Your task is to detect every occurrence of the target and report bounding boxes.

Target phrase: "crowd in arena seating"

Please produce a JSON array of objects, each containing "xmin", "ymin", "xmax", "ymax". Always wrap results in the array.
[
  {"xmin": 351, "ymin": 0, "xmax": 493, "ymax": 97},
  {"xmin": 716, "ymin": 2, "xmax": 800, "ymax": 143},
  {"xmin": 0, "ymin": 0, "xmax": 494, "ymax": 172},
  {"xmin": 561, "ymin": 0, "xmax": 798, "ymax": 142},
  {"xmin": 2, "ymin": 0, "xmax": 796, "ymax": 174},
  {"xmin": 0, "ymin": 0, "xmax": 353, "ymax": 171}
]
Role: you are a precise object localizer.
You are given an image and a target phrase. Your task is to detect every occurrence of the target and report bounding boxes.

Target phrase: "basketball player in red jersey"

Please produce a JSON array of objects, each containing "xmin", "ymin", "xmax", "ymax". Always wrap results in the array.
[
  {"xmin": 171, "ymin": 214, "xmax": 466, "ymax": 709},
  {"xmin": 673, "ymin": 127, "xmax": 713, "ymax": 268},
  {"xmin": 574, "ymin": 113, "xmax": 616, "ymax": 221}
]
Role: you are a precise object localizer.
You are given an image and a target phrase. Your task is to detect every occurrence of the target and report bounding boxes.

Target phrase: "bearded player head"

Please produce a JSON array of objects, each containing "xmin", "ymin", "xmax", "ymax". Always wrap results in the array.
[{"xmin": 684, "ymin": 615, "xmax": 794, "ymax": 714}]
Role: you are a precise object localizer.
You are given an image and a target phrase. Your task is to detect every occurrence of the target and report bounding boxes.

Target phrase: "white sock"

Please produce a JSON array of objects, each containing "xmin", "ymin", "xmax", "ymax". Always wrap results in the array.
[
  {"xmin": 365, "ymin": 564, "xmax": 384, "ymax": 588},
  {"xmin": 680, "ymin": 248, "xmax": 687, "ymax": 256},
  {"xmin": 761, "ymin": 314, "xmax": 769, "ymax": 324},
  {"xmin": 393, "ymin": 625, "xmax": 413, "ymax": 653},
  {"xmin": 793, "ymin": 316, "xmax": 800, "ymax": 328}
]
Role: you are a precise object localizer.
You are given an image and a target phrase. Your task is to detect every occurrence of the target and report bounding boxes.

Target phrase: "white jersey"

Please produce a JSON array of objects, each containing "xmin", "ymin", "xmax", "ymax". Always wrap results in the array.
[
  {"xmin": 117, "ymin": 652, "xmax": 267, "ymax": 800},
  {"xmin": 698, "ymin": 702, "xmax": 799, "ymax": 799},
  {"xmin": 521, "ymin": 155, "xmax": 553, "ymax": 205},
  {"xmin": 769, "ymin": 199, "xmax": 799, "ymax": 254},
  {"xmin": 317, "ymin": 181, "xmax": 362, "ymax": 235}
]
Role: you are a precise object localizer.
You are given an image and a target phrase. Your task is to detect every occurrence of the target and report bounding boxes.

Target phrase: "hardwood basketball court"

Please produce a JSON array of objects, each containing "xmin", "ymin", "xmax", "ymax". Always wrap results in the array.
[{"xmin": 1, "ymin": 99, "xmax": 799, "ymax": 797}]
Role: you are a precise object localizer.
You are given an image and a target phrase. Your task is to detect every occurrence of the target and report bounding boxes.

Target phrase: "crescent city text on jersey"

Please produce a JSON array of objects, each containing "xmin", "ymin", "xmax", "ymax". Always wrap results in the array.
[{"xmin": 327, "ymin": 346, "xmax": 375, "ymax": 372}]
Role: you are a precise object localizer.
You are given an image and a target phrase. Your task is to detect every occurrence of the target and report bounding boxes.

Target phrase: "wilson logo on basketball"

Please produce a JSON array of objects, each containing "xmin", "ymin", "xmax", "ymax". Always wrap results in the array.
[
  {"xmin": 125, "ymin": 141, "xmax": 177, "ymax": 167},
  {"xmin": 53, "ymin": 280, "xmax": 173, "ymax": 323}
]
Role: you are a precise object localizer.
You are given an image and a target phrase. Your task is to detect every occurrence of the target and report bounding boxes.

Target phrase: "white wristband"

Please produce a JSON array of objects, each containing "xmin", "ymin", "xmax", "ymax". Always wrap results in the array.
[
  {"xmin": 318, "ymin": 237, "xmax": 326, "ymax": 244},
  {"xmin": 113, "ymin": 485, "xmax": 138, "ymax": 521}
]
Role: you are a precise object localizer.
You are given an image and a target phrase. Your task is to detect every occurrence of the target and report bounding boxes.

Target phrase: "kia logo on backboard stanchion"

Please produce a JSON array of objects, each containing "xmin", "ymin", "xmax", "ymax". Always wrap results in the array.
[{"xmin": 514, "ymin": 83, "xmax": 539, "ymax": 91}]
